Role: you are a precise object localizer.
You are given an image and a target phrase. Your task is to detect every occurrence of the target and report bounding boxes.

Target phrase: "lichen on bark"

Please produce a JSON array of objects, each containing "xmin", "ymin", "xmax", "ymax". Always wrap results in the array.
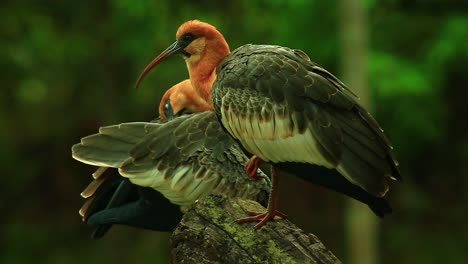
[{"xmin": 170, "ymin": 195, "xmax": 341, "ymax": 264}]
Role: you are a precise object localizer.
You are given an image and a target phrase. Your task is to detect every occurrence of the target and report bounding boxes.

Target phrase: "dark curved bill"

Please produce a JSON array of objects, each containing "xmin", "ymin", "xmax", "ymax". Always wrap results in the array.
[{"xmin": 134, "ymin": 40, "xmax": 185, "ymax": 89}]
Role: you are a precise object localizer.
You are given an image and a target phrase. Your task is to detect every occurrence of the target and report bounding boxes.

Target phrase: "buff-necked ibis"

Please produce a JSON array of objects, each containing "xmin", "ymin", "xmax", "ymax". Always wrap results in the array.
[
  {"xmin": 135, "ymin": 20, "xmax": 401, "ymax": 229},
  {"xmin": 73, "ymin": 80, "xmax": 271, "ymax": 237}
]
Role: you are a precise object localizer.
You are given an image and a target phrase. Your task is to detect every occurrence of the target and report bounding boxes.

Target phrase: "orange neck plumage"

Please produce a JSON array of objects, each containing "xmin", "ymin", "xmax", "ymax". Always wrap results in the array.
[
  {"xmin": 184, "ymin": 31, "xmax": 230, "ymax": 106},
  {"xmin": 156, "ymin": 20, "xmax": 231, "ymax": 119},
  {"xmin": 158, "ymin": 79, "xmax": 213, "ymax": 120}
]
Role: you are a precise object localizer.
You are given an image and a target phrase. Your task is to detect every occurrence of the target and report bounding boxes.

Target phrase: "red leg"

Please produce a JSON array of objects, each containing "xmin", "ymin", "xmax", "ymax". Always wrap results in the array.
[
  {"xmin": 236, "ymin": 166, "xmax": 287, "ymax": 229},
  {"xmin": 244, "ymin": 155, "xmax": 262, "ymax": 180}
]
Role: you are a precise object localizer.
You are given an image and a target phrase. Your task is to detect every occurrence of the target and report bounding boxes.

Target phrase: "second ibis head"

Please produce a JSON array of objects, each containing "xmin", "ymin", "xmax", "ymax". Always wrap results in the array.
[{"xmin": 158, "ymin": 79, "xmax": 213, "ymax": 120}]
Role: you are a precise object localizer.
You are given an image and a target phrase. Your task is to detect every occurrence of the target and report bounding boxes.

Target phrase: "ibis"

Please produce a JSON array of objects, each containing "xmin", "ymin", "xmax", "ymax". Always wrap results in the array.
[{"xmin": 135, "ymin": 20, "xmax": 401, "ymax": 229}]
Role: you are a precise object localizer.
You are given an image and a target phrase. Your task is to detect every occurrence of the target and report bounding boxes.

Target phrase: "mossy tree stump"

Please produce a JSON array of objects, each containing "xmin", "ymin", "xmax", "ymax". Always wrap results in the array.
[{"xmin": 170, "ymin": 195, "xmax": 341, "ymax": 263}]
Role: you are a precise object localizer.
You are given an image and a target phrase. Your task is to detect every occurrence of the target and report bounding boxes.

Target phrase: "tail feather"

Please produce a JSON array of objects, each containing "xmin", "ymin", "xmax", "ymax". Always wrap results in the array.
[
  {"xmin": 355, "ymin": 106, "xmax": 401, "ymax": 181},
  {"xmin": 79, "ymin": 168, "xmax": 141, "ymax": 239},
  {"xmin": 276, "ymin": 162, "xmax": 392, "ymax": 217},
  {"xmin": 86, "ymin": 186, "xmax": 183, "ymax": 237},
  {"xmin": 92, "ymin": 166, "xmax": 109, "ymax": 179},
  {"xmin": 79, "ymin": 196, "xmax": 95, "ymax": 220},
  {"xmin": 79, "ymin": 167, "xmax": 183, "ymax": 239},
  {"xmin": 367, "ymin": 196, "xmax": 392, "ymax": 217},
  {"xmin": 79, "ymin": 168, "xmax": 129, "ymax": 221},
  {"xmin": 90, "ymin": 178, "xmax": 137, "ymax": 239},
  {"xmin": 333, "ymin": 110, "xmax": 398, "ymax": 197},
  {"xmin": 334, "ymin": 112, "xmax": 386, "ymax": 159},
  {"xmin": 81, "ymin": 168, "xmax": 111, "ymax": 199},
  {"xmin": 337, "ymin": 132, "xmax": 390, "ymax": 197}
]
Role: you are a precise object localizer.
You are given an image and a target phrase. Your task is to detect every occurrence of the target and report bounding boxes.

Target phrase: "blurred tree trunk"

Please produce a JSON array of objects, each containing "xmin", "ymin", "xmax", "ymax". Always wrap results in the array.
[{"xmin": 339, "ymin": 1, "xmax": 379, "ymax": 264}]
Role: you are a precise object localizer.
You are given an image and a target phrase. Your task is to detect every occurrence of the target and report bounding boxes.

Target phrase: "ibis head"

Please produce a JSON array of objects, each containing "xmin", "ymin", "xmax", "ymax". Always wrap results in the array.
[{"xmin": 135, "ymin": 20, "xmax": 229, "ymax": 103}]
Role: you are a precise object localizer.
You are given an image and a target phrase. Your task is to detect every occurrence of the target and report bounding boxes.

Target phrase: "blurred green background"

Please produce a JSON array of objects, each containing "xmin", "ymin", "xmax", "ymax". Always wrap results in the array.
[{"xmin": 1, "ymin": 0, "xmax": 467, "ymax": 263}]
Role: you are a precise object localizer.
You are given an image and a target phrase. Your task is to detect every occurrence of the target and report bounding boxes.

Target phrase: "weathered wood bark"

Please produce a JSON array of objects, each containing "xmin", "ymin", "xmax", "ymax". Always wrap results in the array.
[{"xmin": 170, "ymin": 196, "xmax": 341, "ymax": 264}]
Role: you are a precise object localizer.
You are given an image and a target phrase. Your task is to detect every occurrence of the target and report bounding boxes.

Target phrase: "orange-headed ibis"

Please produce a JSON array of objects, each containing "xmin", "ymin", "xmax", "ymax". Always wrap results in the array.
[
  {"xmin": 135, "ymin": 20, "xmax": 401, "ymax": 229},
  {"xmin": 73, "ymin": 80, "xmax": 270, "ymax": 238}
]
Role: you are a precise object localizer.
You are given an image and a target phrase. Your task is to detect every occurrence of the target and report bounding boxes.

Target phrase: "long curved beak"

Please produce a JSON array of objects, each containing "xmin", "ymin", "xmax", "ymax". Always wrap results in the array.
[{"xmin": 134, "ymin": 40, "xmax": 185, "ymax": 89}]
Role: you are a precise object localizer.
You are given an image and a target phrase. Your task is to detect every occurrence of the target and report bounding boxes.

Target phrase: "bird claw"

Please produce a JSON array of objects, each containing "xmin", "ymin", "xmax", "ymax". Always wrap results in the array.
[
  {"xmin": 244, "ymin": 155, "xmax": 262, "ymax": 180},
  {"xmin": 236, "ymin": 210, "xmax": 288, "ymax": 229}
]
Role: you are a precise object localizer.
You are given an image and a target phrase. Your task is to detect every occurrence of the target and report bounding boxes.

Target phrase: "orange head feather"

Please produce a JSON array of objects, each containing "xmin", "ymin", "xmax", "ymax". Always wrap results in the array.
[
  {"xmin": 135, "ymin": 20, "xmax": 230, "ymax": 111},
  {"xmin": 176, "ymin": 20, "xmax": 224, "ymax": 40},
  {"xmin": 174, "ymin": 20, "xmax": 230, "ymax": 102}
]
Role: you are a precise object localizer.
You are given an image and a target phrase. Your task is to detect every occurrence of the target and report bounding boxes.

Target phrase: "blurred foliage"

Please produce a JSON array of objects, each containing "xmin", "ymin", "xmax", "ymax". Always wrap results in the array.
[{"xmin": 1, "ymin": 0, "xmax": 467, "ymax": 263}]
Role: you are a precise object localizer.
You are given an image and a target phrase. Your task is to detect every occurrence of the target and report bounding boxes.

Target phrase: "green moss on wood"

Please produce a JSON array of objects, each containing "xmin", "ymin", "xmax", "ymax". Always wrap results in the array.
[{"xmin": 171, "ymin": 195, "xmax": 341, "ymax": 264}]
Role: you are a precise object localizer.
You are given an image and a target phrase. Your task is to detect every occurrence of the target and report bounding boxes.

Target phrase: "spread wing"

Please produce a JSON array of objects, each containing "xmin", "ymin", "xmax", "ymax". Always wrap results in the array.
[{"xmin": 72, "ymin": 111, "xmax": 270, "ymax": 207}]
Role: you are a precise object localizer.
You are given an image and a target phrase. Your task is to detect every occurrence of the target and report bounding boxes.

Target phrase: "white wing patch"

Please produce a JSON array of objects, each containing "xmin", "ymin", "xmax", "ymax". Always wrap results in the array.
[
  {"xmin": 119, "ymin": 162, "xmax": 267, "ymax": 207},
  {"xmin": 221, "ymin": 105, "xmax": 334, "ymax": 169},
  {"xmin": 120, "ymin": 165, "xmax": 216, "ymax": 207}
]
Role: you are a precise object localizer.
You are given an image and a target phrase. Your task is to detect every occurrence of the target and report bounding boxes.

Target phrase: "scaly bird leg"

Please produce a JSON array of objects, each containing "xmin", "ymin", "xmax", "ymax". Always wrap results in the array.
[
  {"xmin": 244, "ymin": 155, "xmax": 263, "ymax": 180},
  {"xmin": 236, "ymin": 166, "xmax": 287, "ymax": 229}
]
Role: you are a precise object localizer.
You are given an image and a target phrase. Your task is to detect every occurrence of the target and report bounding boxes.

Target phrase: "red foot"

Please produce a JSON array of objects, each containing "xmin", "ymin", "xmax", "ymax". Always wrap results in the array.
[
  {"xmin": 244, "ymin": 155, "xmax": 262, "ymax": 180},
  {"xmin": 236, "ymin": 210, "xmax": 288, "ymax": 230}
]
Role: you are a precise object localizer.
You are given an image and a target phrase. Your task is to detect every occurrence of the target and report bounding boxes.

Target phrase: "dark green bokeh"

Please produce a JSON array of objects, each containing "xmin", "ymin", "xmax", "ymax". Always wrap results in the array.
[{"xmin": 1, "ymin": 0, "xmax": 467, "ymax": 263}]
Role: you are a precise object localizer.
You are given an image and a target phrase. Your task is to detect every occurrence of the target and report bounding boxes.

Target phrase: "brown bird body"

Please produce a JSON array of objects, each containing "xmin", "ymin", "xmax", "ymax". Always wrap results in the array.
[{"xmin": 135, "ymin": 20, "xmax": 401, "ymax": 229}]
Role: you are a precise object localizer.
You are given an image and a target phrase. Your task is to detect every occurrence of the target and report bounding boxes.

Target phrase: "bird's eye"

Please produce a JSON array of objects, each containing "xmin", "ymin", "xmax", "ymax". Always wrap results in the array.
[
  {"xmin": 180, "ymin": 33, "xmax": 195, "ymax": 43},
  {"xmin": 163, "ymin": 99, "xmax": 174, "ymax": 120}
]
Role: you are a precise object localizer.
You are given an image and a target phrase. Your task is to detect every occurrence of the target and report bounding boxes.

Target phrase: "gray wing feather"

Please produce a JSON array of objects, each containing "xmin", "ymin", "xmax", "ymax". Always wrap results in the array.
[
  {"xmin": 72, "ymin": 111, "xmax": 271, "ymax": 206},
  {"xmin": 213, "ymin": 44, "xmax": 400, "ymax": 197}
]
